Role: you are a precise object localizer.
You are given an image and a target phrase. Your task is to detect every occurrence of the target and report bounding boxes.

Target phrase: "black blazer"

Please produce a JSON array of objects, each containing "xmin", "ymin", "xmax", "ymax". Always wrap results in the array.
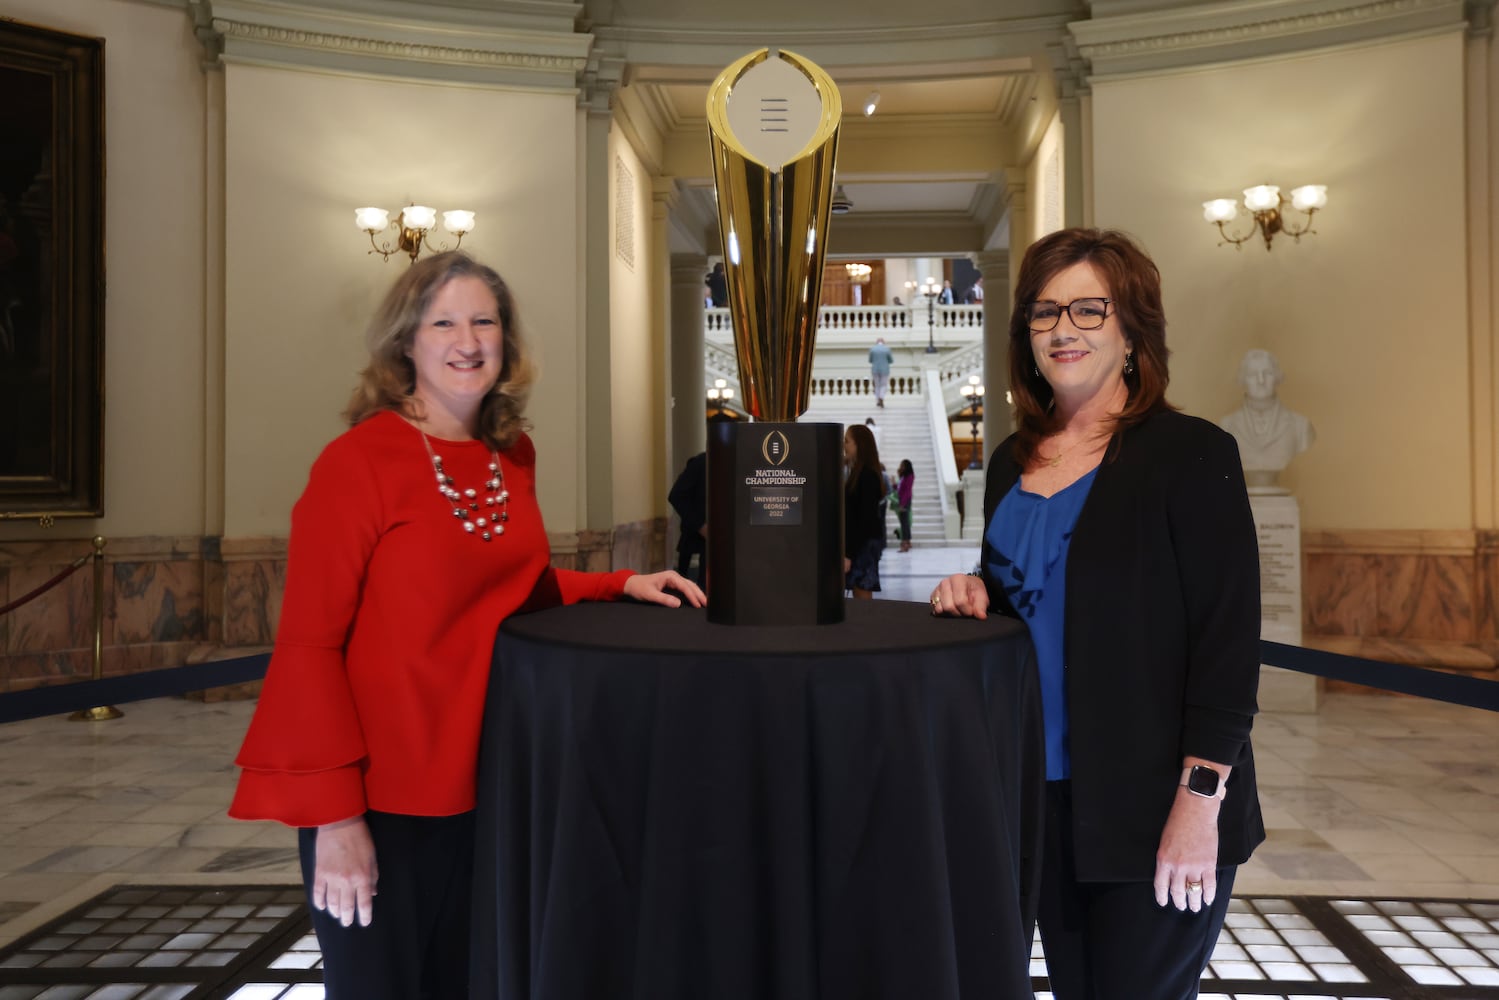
[{"xmin": 983, "ymin": 409, "xmax": 1266, "ymax": 881}]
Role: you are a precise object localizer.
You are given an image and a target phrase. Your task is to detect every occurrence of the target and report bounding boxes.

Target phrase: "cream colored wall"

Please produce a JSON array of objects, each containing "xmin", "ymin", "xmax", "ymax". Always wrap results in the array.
[
  {"xmin": 1091, "ymin": 31, "xmax": 1470, "ymax": 531},
  {"xmin": 607, "ymin": 123, "xmax": 662, "ymax": 523},
  {"xmin": 0, "ymin": 0, "xmax": 206, "ymax": 543},
  {"xmin": 221, "ymin": 63, "xmax": 583, "ymax": 537}
]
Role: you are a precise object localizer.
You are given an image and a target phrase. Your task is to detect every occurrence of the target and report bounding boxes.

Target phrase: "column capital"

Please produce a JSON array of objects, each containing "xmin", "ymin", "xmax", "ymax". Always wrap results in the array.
[
  {"xmin": 653, "ymin": 177, "xmax": 681, "ymax": 219},
  {"xmin": 577, "ymin": 48, "xmax": 625, "ymax": 118},
  {"xmin": 671, "ymin": 253, "xmax": 709, "ymax": 286},
  {"xmin": 972, "ymin": 249, "xmax": 1010, "ymax": 279}
]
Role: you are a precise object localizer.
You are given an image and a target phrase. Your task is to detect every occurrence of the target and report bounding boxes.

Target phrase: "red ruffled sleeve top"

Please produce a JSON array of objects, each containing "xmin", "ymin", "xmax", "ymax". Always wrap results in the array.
[{"xmin": 229, "ymin": 410, "xmax": 633, "ymax": 827}]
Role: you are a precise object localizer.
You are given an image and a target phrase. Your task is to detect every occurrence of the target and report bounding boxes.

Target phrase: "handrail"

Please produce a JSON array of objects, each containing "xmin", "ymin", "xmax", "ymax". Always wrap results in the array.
[{"xmin": 924, "ymin": 369, "xmax": 962, "ymax": 540}]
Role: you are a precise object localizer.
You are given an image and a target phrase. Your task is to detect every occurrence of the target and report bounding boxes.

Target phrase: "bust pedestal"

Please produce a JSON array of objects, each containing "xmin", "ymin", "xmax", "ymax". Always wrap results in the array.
[{"xmin": 1249, "ymin": 489, "xmax": 1321, "ymax": 712}]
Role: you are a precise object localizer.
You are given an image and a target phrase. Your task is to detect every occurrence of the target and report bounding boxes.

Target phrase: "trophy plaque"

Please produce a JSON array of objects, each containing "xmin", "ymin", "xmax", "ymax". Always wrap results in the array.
[{"xmin": 704, "ymin": 48, "xmax": 844, "ymax": 626}]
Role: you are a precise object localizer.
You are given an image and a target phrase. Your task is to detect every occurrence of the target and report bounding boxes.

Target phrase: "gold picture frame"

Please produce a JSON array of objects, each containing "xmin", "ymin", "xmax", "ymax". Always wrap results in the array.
[{"xmin": 0, "ymin": 18, "xmax": 105, "ymax": 522}]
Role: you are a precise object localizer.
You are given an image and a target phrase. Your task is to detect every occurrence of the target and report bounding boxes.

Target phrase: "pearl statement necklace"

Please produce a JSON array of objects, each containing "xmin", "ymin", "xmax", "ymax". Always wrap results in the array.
[{"xmin": 418, "ymin": 430, "xmax": 509, "ymax": 541}]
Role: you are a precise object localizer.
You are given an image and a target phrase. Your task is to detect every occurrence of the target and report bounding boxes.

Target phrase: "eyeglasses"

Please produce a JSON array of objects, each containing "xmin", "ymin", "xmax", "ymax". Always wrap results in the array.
[{"xmin": 1026, "ymin": 297, "xmax": 1112, "ymax": 332}]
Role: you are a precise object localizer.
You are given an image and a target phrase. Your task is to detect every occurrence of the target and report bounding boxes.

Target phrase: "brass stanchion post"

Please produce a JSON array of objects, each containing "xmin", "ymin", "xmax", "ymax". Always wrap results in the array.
[{"xmin": 70, "ymin": 536, "xmax": 122, "ymax": 721}]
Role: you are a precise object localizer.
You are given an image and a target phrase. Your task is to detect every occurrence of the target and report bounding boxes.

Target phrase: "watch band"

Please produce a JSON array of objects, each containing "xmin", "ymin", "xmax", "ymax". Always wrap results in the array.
[{"xmin": 1181, "ymin": 764, "xmax": 1226, "ymax": 800}]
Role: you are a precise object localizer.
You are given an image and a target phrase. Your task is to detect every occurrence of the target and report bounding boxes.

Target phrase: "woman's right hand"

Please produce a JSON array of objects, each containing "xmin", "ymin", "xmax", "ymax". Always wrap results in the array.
[
  {"xmin": 313, "ymin": 815, "xmax": 378, "ymax": 928},
  {"xmin": 930, "ymin": 573, "xmax": 989, "ymax": 619}
]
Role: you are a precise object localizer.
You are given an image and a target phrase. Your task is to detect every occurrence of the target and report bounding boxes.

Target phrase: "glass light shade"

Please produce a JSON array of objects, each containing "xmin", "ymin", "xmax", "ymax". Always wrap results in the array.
[
  {"xmin": 401, "ymin": 205, "xmax": 437, "ymax": 230},
  {"xmin": 1242, "ymin": 185, "xmax": 1280, "ymax": 212},
  {"xmin": 722, "ymin": 388, "xmax": 734, "ymax": 400},
  {"xmin": 863, "ymin": 91, "xmax": 880, "ymax": 116},
  {"xmin": 354, "ymin": 207, "xmax": 390, "ymax": 231},
  {"xmin": 442, "ymin": 210, "xmax": 476, "ymax": 234},
  {"xmin": 707, "ymin": 388, "xmax": 720, "ymax": 400},
  {"xmin": 1202, "ymin": 199, "xmax": 1238, "ymax": 223},
  {"xmin": 961, "ymin": 384, "xmax": 974, "ymax": 397},
  {"xmin": 1290, "ymin": 185, "xmax": 1327, "ymax": 211}
]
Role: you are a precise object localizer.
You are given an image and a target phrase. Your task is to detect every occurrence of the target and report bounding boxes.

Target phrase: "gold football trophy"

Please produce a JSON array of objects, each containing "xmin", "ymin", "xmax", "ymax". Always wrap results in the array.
[{"xmin": 704, "ymin": 49, "xmax": 846, "ymax": 625}]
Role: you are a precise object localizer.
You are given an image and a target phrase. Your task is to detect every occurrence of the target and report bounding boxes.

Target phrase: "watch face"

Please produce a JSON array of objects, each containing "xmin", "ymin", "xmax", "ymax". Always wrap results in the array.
[{"xmin": 1187, "ymin": 766, "xmax": 1220, "ymax": 797}]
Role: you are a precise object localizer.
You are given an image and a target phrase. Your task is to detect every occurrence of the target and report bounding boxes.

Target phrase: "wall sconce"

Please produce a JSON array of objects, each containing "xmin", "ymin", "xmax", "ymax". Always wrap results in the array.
[
  {"xmin": 845, "ymin": 262, "xmax": 872, "ymax": 283},
  {"xmin": 1203, "ymin": 184, "xmax": 1326, "ymax": 251},
  {"xmin": 863, "ymin": 91, "xmax": 881, "ymax": 117},
  {"xmin": 355, "ymin": 204, "xmax": 476, "ymax": 263}
]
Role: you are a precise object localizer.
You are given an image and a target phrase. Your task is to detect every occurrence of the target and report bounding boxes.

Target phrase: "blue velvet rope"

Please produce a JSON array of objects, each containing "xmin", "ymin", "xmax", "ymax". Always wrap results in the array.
[
  {"xmin": 0, "ymin": 653, "xmax": 269, "ymax": 725},
  {"xmin": 1261, "ymin": 640, "xmax": 1499, "ymax": 713},
  {"xmin": 0, "ymin": 641, "xmax": 1493, "ymax": 725}
]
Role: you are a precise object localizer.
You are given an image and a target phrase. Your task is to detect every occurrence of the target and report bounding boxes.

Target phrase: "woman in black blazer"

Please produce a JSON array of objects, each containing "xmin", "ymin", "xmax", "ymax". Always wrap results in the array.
[{"xmin": 930, "ymin": 228, "xmax": 1264, "ymax": 999}]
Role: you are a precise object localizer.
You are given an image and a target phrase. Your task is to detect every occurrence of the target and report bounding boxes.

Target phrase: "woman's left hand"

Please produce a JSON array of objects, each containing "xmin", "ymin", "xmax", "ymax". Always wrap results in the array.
[
  {"xmin": 623, "ymin": 570, "xmax": 706, "ymax": 608},
  {"xmin": 1153, "ymin": 790, "xmax": 1221, "ymax": 913}
]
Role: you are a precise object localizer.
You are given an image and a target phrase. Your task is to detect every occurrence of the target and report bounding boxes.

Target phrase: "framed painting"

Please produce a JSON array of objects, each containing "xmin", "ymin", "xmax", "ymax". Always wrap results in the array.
[{"xmin": 0, "ymin": 18, "xmax": 104, "ymax": 523}]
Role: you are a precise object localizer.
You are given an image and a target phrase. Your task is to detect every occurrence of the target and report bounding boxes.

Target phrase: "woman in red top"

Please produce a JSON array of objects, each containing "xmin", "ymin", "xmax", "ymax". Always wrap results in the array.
[{"xmin": 230, "ymin": 252, "xmax": 703, "ymax": 999}]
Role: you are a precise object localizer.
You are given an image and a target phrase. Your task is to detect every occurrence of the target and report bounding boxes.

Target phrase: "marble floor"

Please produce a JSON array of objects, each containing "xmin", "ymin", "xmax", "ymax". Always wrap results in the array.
[{"xmin": 0, "ymin": 545, "xmax": 1496, "ymax": 996}]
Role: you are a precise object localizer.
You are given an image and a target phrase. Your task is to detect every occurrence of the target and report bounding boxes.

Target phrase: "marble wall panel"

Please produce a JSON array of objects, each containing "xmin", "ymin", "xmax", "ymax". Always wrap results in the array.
[
  {"xmin": 1374, "ymin": 554, "xmax": 1473, "ymax": 642},
  {"xmin": 1304, "ymin": 553, "xmax": 1379, "ymax": 637},
  {"xmin": 1479, "ymin": 532, "xmax": 1499, "ymax": 642},
  {"xmin": 223, "ymin": 560, "xmax": 286, "ymax": 647},
  {"xmin": 0, "ymin": 565, "xmax": 9, "ymax": 655},
  {"xmin": 0, "ymin": 650, "xmax": 93, "ymax": 692},
  {"xmin": 611, "ymin": 517, "xmax": 667, "ymax": 574},
  {"xmin": 101, "ymin": 640, "xmax": 210, "ymax": 677},
  {"xmin": 111, "ymin": 560, "xmax": 208, "ymax": 646},
  {"xmin": 3, "ymin": 562, "xmax": 97, "ymax": 657}
]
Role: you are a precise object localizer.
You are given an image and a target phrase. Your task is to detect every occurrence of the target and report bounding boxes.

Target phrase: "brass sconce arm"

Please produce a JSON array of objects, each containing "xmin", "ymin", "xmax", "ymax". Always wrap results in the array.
[
  {"xmin": 1204, "ymin": 184, "xmax": 1326, "ymax": 251},
  {"xmin": 355, "ymin": 205, "xmax": 475, "ymax": 264}
]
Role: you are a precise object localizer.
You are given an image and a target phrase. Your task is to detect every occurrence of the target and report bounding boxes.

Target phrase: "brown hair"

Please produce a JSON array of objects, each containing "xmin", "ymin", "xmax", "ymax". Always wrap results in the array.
[
  {"xmin": 1008, "ymin": 228, "xmax": 1174, "ymax": 468},
  {"xmin": 344, "ymin": 251, "xmax": 536, "ymax": 450},
  {"xmin": 844, "ymin": 422, "xmax": 882, "ymax": 494}
]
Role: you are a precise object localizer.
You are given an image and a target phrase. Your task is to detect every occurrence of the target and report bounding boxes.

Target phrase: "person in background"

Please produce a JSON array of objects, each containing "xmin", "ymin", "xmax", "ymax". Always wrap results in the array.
[
  {"xmin": 868, "ymin": 336, "xmax": 894, "ymax": 408},
  {"xmin": 668, "ymin": 450, "xmax": 707, "ymax": 586},
  {"xmin": 229, "ymin": 252, "xmax": 703, "ymax": 1000},
  {"xmin": 928, "ymin": 228, "xmax": 1263, "ymax": 999},
  {"xmin": 843, "ymin": 422, "xmax": 885, "ymax": 599},
  {"xmin": 964, "ymin": 277, "xmax": 984, "ymax": 304},
  {"xmin": 894, "ymin": 458, "xmax": 914, "ymax": 553},
  {"xmin": 938, "ymin": 279, "xmax": 955, "ymax": 304},
  {"xmin": 705, "ymin": 262, "xmax": 729, "ymax": 307}
]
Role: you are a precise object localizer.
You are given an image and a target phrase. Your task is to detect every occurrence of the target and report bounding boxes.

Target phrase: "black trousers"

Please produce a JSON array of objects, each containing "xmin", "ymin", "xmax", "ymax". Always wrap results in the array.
[
  {"xmin": 1037, "ymin": 781, "xmax": 1234, "ymax": 1000},
  {"xmin": 298, "ymin": 810, "xmax": 475, "ymax": 1000}
]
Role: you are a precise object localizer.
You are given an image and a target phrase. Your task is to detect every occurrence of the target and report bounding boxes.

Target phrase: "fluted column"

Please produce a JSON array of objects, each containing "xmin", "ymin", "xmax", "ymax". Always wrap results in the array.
[
  {"xmin": 670, "ymin": 253, "xmax": 710, "ymax": 478},
  {"xmin": 577, "ymin": 64, "xmax": 620, "ymax": 532},
  {"xmin": 652, "ymin": 180, "xmax": 680, "ymax": 511},
  {"xmin": 974, "ymin": 249, "xmax": 1011, "ymax": 464}
]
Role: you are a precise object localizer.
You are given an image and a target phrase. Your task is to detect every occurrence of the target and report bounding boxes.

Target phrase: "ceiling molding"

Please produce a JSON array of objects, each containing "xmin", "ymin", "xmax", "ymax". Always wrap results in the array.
[
  {"xmin": 193, "ymin": 0, "xmax": 590, "ymax": 88},
  {"xmin": 1070, "ymin": 0, "xmax": 1469, "ymax": 79},
  {"xmin": 590, "ymin": 17, "xmax": 1073, "ymax": 76}
]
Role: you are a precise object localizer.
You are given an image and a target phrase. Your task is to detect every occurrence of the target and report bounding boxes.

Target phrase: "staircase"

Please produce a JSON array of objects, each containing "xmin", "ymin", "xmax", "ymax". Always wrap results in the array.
[{"xmin": 800, "ymin": 393, "xmax": 947, "ymax": 546}]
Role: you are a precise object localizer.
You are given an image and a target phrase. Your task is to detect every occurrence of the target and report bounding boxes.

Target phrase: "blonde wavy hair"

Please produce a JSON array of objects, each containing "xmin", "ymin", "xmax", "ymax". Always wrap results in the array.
[{"xmin": 344, "ymin": 251, "xmax": 536, "ymax": 450}]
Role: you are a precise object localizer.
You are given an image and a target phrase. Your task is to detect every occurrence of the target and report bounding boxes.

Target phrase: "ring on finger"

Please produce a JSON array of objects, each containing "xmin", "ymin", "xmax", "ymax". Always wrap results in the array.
[{"xmin": 1186, "ymin": 881, "xmax": 1203, "ymax": 893}]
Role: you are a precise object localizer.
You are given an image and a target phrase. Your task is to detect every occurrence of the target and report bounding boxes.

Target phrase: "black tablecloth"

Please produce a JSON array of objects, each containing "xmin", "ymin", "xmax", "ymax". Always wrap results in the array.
[{"xmin": 471, "ymin": 599, "xmax": 1043, "ymax": 999}]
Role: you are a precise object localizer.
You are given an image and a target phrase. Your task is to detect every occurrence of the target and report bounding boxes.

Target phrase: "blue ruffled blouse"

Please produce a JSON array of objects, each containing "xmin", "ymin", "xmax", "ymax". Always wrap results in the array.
[{"xmin": 985, "ymin": 468, "xmax": 1097, "ymax": 780}]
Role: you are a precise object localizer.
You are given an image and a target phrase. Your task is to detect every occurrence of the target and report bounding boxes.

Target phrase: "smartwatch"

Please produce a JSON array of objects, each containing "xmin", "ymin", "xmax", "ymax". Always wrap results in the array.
[{"xmin": 1181, "ymin": 764, "xmax": 1226, "ymax": 800}]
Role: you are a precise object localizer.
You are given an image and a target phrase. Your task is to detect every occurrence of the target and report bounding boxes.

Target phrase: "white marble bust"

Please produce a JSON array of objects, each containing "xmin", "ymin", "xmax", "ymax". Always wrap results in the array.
[{"xmin": 1218, "ymin": 349, "xmax": 1315, "ymax": 492}]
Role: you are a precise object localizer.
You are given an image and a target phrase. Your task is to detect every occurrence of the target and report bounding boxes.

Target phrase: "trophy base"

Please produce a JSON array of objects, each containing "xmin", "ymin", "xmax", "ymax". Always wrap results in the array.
[{"xmin": 706, "ymin": 421, "xmax": 845, "ymax": 626}]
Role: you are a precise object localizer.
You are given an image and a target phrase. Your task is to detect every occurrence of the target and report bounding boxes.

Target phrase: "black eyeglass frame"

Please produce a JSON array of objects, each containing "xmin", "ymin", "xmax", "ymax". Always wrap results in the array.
[{"xmin": 1025, "ymin": 297, "xmax": 1114, "ymax": 333}]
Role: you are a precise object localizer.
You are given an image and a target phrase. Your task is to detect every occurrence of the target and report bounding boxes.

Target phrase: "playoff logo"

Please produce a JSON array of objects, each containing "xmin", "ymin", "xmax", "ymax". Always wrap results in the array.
[{"xmin": 760, "ymin": 430, "xmax": 791, "ymax": 467}]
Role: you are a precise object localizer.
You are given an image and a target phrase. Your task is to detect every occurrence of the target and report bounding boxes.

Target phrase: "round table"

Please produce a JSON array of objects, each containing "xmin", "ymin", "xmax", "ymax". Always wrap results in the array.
[{"xmin": 470, "ymin": 598, "xmax": 1043, "ymax": 999}]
